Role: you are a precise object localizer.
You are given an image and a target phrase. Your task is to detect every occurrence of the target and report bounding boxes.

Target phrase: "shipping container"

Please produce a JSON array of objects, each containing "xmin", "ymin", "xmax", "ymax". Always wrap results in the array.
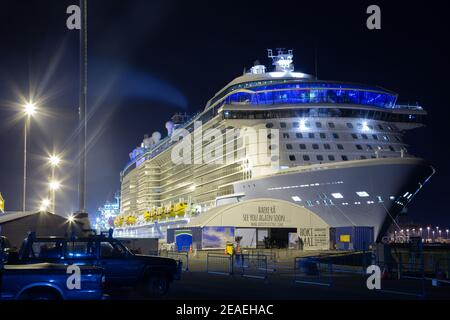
[
  {"xmin": 167, "ymin": 227, "xmax": 202, "ymax": 250},
  {"xmin": 333, "ymin": 226, "xmax": 374, "ymax": 251}
]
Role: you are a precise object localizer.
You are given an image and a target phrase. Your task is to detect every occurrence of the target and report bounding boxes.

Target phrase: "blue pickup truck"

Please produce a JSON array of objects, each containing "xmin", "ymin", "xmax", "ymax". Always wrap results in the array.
[
  {"xmin": 1, "ymin": 236, "xmax": 105, "ymax": 300},
  {"xmin": 14, "ymin": 233, "xmax": 181, "ymax": 298}
]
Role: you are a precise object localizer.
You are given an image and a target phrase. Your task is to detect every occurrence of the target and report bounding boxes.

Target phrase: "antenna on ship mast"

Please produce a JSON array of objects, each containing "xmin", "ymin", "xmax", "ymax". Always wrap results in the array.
[{"xmin": 267, "ymin": 48, "xmax": 294, "ymax": 72}]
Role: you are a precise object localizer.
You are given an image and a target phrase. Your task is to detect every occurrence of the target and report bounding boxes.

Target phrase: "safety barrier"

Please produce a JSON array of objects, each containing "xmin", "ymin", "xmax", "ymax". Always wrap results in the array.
[
  {"xmin": 293, "ymin": 257, "xmax": 333, "ymax": 287},
  {"xmin": 168, "ymin": 251, "xmax": 190, "ymax": 272},
  {"xmin": 235, "ymin": 254, "xmax": 268, "ymax": 280},
  {"xmin": 434, "ymin": 258, "xmax": 450, "ymax": 286},
  {"xmin": 375, "ymin": 260, "xmax": 426, "ymax": 298},
  {"xmin": 206, "ymin": 253, "xmax": 234, "ymax": 276},
  {"xmin": 241, "ymin": 250, "xmax": 277, "ymax": 272},
  {"xmin": 331, "ymin": 252, "xmax": 373, "ymax": 275}
]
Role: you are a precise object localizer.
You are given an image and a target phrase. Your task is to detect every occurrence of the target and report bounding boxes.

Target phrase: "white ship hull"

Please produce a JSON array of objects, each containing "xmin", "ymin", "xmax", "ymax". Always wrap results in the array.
[{"xmin": 232, "ymin": 157, "xmax": 434, "ymax": 241}]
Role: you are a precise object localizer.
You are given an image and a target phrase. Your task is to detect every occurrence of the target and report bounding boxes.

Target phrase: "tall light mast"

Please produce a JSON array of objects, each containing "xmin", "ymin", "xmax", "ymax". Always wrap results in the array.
[{"xmin": 78, "ymin": 0, "xmax": 88, "ymax": 213}]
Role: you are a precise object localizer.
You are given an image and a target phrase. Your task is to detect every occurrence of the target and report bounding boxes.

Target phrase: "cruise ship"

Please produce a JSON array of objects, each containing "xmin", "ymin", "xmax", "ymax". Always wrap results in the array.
[{"xmin": 114, "ymin": 49, "xmax": 434, "ymax": 248}]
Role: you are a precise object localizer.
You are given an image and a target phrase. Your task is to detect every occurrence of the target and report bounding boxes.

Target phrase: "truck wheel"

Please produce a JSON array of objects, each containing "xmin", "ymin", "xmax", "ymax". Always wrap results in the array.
[
  {"xmin": 19, "ymin": 288, "xmax": 61, "ymax": 300},
  {"xmin": 143, "ymin": 273, "xmax": 169, "ymax": 298}
]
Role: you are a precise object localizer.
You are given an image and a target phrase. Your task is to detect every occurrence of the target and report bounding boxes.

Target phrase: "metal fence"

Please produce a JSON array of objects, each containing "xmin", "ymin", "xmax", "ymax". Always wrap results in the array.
[
  {"xmin": 331, "ymin": 252, "xmax": 373, "ymax": 275},
  {"xmin": 375, "ymin": 260, "xmax": 426, "ymax": 298},
  {"xmin": 293, "ymin": 257, "xmax": 333, "ymax": 287},
  {"xmin": 241, "ymin": 250, "xmax": 277, "ymax": 271},
  {"xmin": 206, "ymin": 253, "xmax": 234, "ymax": 276},
  {"xmin": 235, "ymin": 254, "xmax": 268, "ymax": 280}
]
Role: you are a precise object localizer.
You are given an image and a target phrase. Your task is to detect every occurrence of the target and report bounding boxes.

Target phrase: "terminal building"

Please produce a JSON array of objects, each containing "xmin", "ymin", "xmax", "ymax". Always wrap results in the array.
[{"xmin": 113, "ymin": 49, "xmax": 433, "ymax": 251}]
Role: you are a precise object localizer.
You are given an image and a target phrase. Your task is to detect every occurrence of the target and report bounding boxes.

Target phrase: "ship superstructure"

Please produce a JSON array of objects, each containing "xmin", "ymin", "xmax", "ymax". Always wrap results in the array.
[{"xmin": 115, "ymin": 49, "xmax": 434, "ymax": 243}]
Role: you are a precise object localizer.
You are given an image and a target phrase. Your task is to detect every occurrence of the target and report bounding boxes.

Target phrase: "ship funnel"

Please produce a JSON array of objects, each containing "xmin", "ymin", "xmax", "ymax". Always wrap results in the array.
[
  {"xmin": 152, "ymin": 131, "xmax": 162, "ymax": 144},
  {"xmin": 165, "ymin": 121, "xmax": 174, "ymax": 136}
]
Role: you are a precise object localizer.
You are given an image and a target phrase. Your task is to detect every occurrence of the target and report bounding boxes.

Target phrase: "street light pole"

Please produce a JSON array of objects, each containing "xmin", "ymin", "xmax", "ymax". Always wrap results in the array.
[
  {"xmin": 78, "ymin": 0, "xmax": 88, "ymax": 213},
  {"xmin": 22, "ymin": 103, "xmax": 36, "ymax": 212},
  {"xmin": 51, "ymin": 165, "xmax": 55, "ymax": 213},
  {"xmin": 23, "ymin": 116, "xmax": 29, "ymax": 212}
]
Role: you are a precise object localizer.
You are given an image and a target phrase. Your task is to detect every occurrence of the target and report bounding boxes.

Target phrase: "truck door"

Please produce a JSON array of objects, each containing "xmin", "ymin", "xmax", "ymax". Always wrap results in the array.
[{"xmin": 98, "ymin": 240, "xmax": 140, "ymax": 287}]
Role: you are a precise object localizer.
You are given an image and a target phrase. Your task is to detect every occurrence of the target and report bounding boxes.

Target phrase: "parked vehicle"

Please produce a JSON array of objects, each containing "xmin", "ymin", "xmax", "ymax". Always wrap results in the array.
[
  {"xmin": 1, "ymin": 236, "xmax": 105, "ymax": 300},
  {"xmin": 15, "ymin": 232, "xmax": 181, "ymax": 297}
]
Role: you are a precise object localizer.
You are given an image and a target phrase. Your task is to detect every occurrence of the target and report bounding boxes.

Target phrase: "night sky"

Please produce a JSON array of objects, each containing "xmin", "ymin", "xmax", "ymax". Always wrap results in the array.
[{"xmin": 0, "ymin": 1, "xmax": 449, "ymax": 226}]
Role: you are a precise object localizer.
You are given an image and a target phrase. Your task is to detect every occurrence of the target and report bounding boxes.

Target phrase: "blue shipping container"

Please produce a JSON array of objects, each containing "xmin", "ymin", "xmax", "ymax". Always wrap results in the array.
[{"xmin": 334, "ymin": 226, "xmax": 374, "ymax": 251}]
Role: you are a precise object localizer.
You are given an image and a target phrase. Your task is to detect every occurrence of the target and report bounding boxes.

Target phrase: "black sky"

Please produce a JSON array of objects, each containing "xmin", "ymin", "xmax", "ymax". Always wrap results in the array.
[{"xmin": 0, "ymin": 0, "xmax": 449, "ymax": 226}]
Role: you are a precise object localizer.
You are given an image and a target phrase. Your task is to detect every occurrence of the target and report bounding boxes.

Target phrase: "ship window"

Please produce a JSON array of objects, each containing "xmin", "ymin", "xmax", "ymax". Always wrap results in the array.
[
  {"xmin": 331, "ymin": 193, "xmax": 344, "ymax": 199},
  {"xmin": 324, "ymin": 143, "xmax": 331, "ymax": 150},
  {"xmin": 267, "ymin": 134, "xmax": 273, "ymax": 140},
  {"xmin": 316, "ymin": 122, "xmax": 322, "ymax": 128},
  {"xmin": 265, "ymin": 123, "xmax": 274, "ymax": 129},
  {"xmin": 356, "ymin": 191, "xmax": 370, "ymax": 197},
  {"xmin": 303, "ymin": 155, "xmax": 310, "ymax": 161},
  {"xmin": 389, "ymin": 146, "xmax": 395, "ymax": 152},
  {"xmin": 317, "ymin": 155, "xmax": 324, "ymax": 161},
  {"xmin": 308, "ymin": 133, "xmax": 315, "ymax": 139},
  {"xmin": 337, "ymin": 144, "xmax": 344, "ymax": 150},
  {"xmin": 356, "ymin": 144, "xmax": 363, "ymax": 150},
  {"xmin": 341, "ymin": 155, "xmax": 349, "ymax": 161},
  {"xmin": 328, "ymin": 155, "xmax": 335, "ymax": 161},
  {"xmin": 296, "ymin": 132, "xmax": 303, "ymax": 139},
  {"xmin": 347, "ymin": 123, "xmax": 354, "ymax": 129},
  {"xmin": 289, "ymin": 155, "xmax": 296, "ymax": 161},
  {"xmin": 352, "ymin": 133, "xmax": 358, "ymax": 139},
  {"xmin": 378, "ymin": 124, "xmax": 384, "ymax": 130},
  {"xmin": 299, "ymin": 144, "xmax": 307, "ymax": 150},
  {"xmin": 312, "ymin": 144, "xmax": 319, "ymax": 150},
  {"xmin": 320, "ymin": 133, "xmax": 326, "ymax": 139},
  {"xmin": 328, "ymin": 122, "xmax": 335, "ymax": 128},
  {"xmin": 360, "ymin": 155, "xmax": 367, "ymax": 159},
  {"xmin": 366, "ymin": 144, "xmax": 373, "ymax": 150},
  {"xmin": 332, "ymin": 133, "xmax": 340, "ymax": 139},
  {"xmin": 372, "ymin": 134, "xmax": 379, "ymax": 140},
  {"xmin": 286, "ymin": 144, "xmax": 293, "ymax": 150},
  {"xmin": 362, "ymin": 134, "xmax": 368, "ymax": 140},
  {"xmin": 280, "ymin": 122, "xmax": 287, "ymax": 128},
  {"xmin": 292, "ymin": 122, "xmax": 299, "ymax": 128},
  {"xmin": 283, "ymin": 133, "xmax": 290, "ymax": 139}
]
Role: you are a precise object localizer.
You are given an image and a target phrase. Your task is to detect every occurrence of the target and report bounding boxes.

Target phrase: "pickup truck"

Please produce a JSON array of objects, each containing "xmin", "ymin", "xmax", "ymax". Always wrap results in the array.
[
  {"xmin": 15, "ymin": 233, "xmax": 182, "ymax": 298},
  {"xmin": 1, "ymin": 236, "xmax": 105, "ymax": 300}
]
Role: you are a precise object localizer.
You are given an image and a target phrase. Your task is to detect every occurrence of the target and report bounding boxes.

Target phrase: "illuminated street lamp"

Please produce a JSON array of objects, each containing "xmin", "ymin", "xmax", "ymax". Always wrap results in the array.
[
  {"xmin": 49, "ymin": 180, "xmax": 61, "ymax": 191},
  {"xmin": 446, "ymin": 229, "xmax": 449, "ymax": 239},
  {"xmin": 49, "ymin": 155, "xmax": 61, "ymax": 167},
  {"xmin": 39, "ymin": 198, "xmax": 51, "ymax": 212},
  {"xmin": 22, "ymin": 102, "xmax": 38, "ymax": 211},
  {"xmin": 432, "ymin": 230, "xmax": 435, "ymax": 242},
  {"xmin": 427, "ymin": 226, "xmax": 430, "ymax": 240}
]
